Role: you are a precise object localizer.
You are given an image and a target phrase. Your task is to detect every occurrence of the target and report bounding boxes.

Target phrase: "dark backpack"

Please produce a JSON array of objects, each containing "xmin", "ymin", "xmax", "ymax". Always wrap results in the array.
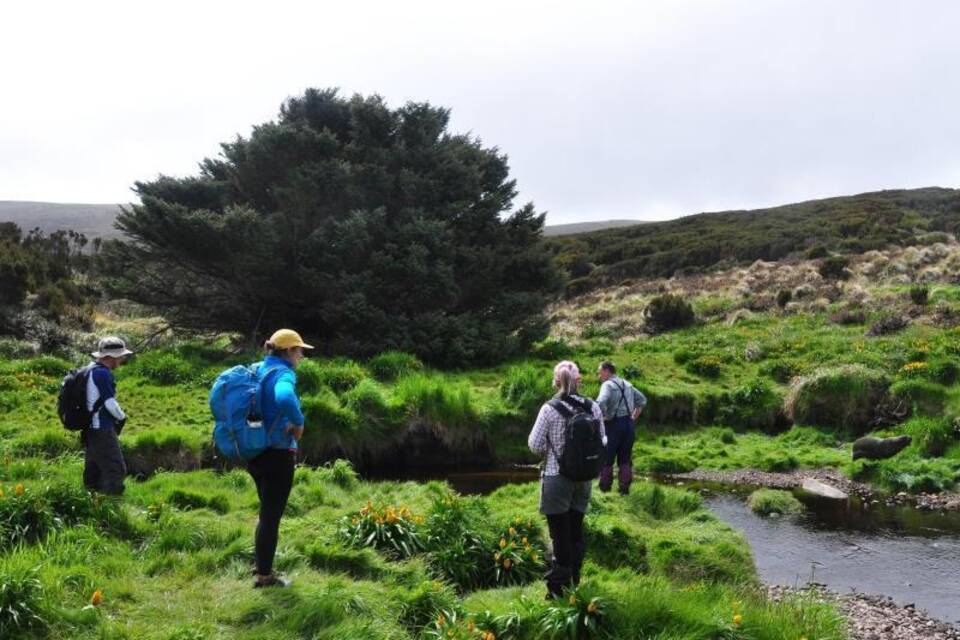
[
  {"xmin": 58, "ymin": 365, "xmax": 103, "ymax": 431},
  {"xmin": 548, "ymin": 395, "xmax": 605, "ymax": 481}
]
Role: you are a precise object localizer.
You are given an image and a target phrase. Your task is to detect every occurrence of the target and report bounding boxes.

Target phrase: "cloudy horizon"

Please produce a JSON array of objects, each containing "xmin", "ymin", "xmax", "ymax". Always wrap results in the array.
[{"xmin": 2, "ymin": 0, "xmax": 959, "ymax": 225}]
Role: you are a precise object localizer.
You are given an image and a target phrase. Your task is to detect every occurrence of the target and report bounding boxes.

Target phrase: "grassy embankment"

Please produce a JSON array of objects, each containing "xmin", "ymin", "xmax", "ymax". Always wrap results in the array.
[{"xmin": 0, "ymin": 452, "xmax": 846, "ymax": 639}]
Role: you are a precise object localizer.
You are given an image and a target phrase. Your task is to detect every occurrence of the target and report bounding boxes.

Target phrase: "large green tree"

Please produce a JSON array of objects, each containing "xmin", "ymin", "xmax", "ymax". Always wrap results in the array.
[{"xmin": 104, "ymin": 89, "xmax": 560, "ymax": 365}]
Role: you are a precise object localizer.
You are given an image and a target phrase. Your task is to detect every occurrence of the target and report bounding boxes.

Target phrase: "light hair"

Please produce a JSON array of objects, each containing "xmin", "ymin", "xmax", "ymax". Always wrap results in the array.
[{"xmin": 552, "ymin": 360, "xmax": 581, "ymax": 396}]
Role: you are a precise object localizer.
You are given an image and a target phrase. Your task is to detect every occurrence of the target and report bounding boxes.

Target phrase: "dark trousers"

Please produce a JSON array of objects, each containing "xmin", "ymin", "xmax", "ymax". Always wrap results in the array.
[
  {"xmin": 247, "ymin": 448, "xmax": 295, "ymax": 575},
  {"xmin": 82, "ymin": 426, "xmax": 126, "ymax": 495},
  {"xmin": 545, "ymin": 508, "xmax": 586, "ymax": 596},
  {"xmin": 600, "ymin": 415, "xmax": 635, "ymax": 493}
]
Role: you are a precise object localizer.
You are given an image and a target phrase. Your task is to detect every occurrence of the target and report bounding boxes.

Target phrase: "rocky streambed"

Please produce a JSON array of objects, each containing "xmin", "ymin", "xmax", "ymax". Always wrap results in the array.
[{"xmin": 767, "ymin": 586, "xmax": 960, "ymax": 640}]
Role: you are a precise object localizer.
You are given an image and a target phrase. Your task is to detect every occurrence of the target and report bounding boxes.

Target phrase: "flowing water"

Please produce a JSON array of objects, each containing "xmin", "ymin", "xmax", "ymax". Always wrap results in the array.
[{"xmin": 372, "ymin": 468, "xmax": 960, "ymax": 622}]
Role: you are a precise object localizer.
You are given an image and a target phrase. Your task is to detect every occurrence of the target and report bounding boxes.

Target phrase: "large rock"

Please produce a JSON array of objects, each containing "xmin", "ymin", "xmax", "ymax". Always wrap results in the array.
[
  {"xmin": 801, "ymin": 478, "xmax": 848, "ymax": 501},
  {"xmin": 852, "ymin": 435, "xmax": 912, "ymax": 460}
]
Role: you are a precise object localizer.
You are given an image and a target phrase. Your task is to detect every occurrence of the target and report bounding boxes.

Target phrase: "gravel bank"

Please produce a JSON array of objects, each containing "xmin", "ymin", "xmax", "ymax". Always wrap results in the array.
[
  {"xmin": 662, "ymin": 467, "xmax": 960, "ymax": 512},
  {"xmin": 767, "ymin": 586, "xmax": 960, "ymax": 640}
]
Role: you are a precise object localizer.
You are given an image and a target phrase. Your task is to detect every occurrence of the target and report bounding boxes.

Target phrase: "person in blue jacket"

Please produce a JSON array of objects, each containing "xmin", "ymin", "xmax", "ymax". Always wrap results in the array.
[
  {"xmin": 249, "ymin": 328, "xmax": 313, "ymax": 588},
  {"xmin": 83, "ymin": 336, "xmax": 133, "ymax": 495}
]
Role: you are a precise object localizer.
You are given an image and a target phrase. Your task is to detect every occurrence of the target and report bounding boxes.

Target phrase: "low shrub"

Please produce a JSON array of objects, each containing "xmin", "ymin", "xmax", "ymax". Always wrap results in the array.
[
  {"xmin": 784, "ymin": 365, "xmax": 890, "ymax": 436},
  {"xmin": 492, "ymin": 518, "xmax": 543, "ymax": 587},
  {"xmin": 0, "ymin": 563, "xmax": 46, "ymax": 637},
  {"xmin": 167, "ymin": 489, "xmax": 230, "ymax": 514},
  {"xmin": 500, "ymin": 364, "xmax": 553, "ymax": 414},
  {"xmin": 530, "ymin": 338, "xmax": 574, "ymax": 361},
  {"xmin": 641, "ymin": 452, "xmax": 697, "ymax": 474},
  {"xmin": 342, "ymin": 379, "xmax": 395, "ymax": 426},
  {"xmin": 775, "ymin": 289, "xmax": 792, "ymax": 308},
  {"xmin": 393, "ymin": 375, "xmax": 478, "ymax": 428},
  {"xmin": 643, "ymin": 294, "xmax": 695, "ymax": 333},
  {"xmin": 719, "ymin": 378, "xmax": 783, "ymax": 432},
  {"xmin": 130, "ymin": 350, "xmax": 195, "ymax": 385},
  {"xmin": 367, "ymin": 351, "xmax": 423, "ymax": 382},
  {"xmin": 317, "ymin": 459, "xmax": 359, "ymax": 489},
  {"xmin": 582, "ymin": 323, "xmax": 614, "ymax": 340},
  {"xmin": 685, "ymin": 355, "xmax": 722, "ymax": 379},
  {"xmin": 301, "ymin": 359, "xmax": 367, "ymax": 394},
  {"xmin": 339, "ymin": 501, "xmax": 425, "ymax": 559},
  {"xmin": 868, "ymin": 315, "xmax": 908, "ymax": 336},
  {"xmin": 758, "ymin": 452, "xmax": 800, "ymax": 472},
  {"xmin": 927, "ymin": 358, "xmax": 960, "ymax": 385},
  {"xmin": 747, "ymin": 489, "xmax": 804, "ymax": 516},
  {"xmin": 876, "ymin": 457, "xmax": 958, "ymax": 493},
  {"xmin": 0, "ymin": 338, "xmax": 38, "ymax": 359},
  {"xmin": 890, "ymin": 379, "xmax": 948, "ymax": 416},
  {"xmin": 805, "ymin": 244, "xmax": 830, "ymax": 259},
  {"xmin": 910, "ymin": 285, "xmax": 930, "ymax": 306},
  {"xmin": 759, "ymin": 358, "xmax": 804, "ymax": 384},
  {"xmin": 818, "ymin": 255, "xmax": 850, "ymax": 280},
  {"xmin": 902, "ymin": 417, "xmax": 956, "ymax": 457},
  {"xmin": 397, "ymin": 580, "xmax": 458, "ymax": 633},
  {"xmin": 300, "ymin": 395, "xmax": 359, "ymax": 435},
  {"xmin": 538, "ymin": 586, "xmax": 607, "ymax": 639}
]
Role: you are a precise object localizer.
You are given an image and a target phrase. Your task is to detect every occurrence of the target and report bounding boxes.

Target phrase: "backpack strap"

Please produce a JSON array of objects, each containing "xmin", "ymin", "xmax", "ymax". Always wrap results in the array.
[
  {"xmin": 258, "ymin": 366, "xmax": 287, "ymax": 437},
  {"xmin": 85, "ymin": 364, "xmax": 106, "ymax": 424}
]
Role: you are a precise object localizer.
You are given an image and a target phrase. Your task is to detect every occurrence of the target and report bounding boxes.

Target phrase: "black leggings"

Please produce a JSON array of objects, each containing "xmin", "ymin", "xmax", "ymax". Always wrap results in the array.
[
  {"xmin": 546, "ymin": 508, "xmax": 586, "ymax": 576},
  {"xmin": 247, "ymin": 448, "xmax": 295, "ymax": 575}
]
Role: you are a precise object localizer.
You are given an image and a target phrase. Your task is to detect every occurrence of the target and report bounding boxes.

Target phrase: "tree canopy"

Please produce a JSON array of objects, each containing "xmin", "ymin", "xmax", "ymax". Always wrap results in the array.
[{"xmin": 103, "ymin": 88, "xmax": 560, "ymax": 365}]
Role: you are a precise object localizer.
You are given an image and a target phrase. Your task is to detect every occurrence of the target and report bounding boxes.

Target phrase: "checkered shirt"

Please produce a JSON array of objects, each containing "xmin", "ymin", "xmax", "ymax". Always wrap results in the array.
[{"xmin": 528, "ymin": 395, "xmax": 605, "ymax": 476}]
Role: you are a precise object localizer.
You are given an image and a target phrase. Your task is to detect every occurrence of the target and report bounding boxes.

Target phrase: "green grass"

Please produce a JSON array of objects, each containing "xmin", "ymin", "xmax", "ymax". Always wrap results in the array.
[{"xmin": 0, "ymin": 455, "xmax": 846, "ymax": 639}]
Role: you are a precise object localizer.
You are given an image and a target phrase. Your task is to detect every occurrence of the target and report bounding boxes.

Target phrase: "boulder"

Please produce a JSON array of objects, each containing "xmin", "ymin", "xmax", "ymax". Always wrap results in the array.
[{"xmin": 801, "ymin": 478, "xmax": 848, "ymax": 501}]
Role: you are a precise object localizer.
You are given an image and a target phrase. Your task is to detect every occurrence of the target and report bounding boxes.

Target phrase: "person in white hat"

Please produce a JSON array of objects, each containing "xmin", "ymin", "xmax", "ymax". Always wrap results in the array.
[{"xmin": 83, "ymin": 336, "xmax": 133, "ymax": 495}]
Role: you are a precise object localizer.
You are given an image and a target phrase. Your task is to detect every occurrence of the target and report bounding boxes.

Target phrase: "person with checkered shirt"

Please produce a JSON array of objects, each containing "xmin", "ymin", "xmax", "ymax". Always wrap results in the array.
[{"xmin": 528, "ymin": 360, "xmax": 606, "ymax": 598}]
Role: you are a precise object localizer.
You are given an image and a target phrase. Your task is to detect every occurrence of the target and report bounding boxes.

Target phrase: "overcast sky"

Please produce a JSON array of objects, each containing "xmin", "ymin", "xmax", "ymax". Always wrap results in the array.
[{"xmin": 2, "ymin": 0, "xmax": 959, "ymax": 225}]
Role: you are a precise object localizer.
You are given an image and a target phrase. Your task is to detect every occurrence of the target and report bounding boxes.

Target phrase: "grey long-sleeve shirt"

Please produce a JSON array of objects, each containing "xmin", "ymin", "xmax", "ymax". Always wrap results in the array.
[{"xmin": 596, "ymin": 376, "xmax": 647, "ymax": 420}]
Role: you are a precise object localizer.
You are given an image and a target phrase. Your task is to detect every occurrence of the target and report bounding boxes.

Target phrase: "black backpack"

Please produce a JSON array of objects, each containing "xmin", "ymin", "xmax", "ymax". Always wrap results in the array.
[
  {"xmin": 58, "ymin": 365, "xmax": 103, "ymax": 431},
  {"xmin": 548, "ymin": 395, "xmax": 605, "ymax": 481}
]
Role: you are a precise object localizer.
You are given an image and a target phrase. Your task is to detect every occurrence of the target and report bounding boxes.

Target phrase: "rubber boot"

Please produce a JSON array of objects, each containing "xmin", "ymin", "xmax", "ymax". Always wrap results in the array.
[
  {"xmin": 545, "ymin": 564, "xmax": 573, "ymax": 599},
  {"xmin": 618, "ymin": 464, "xmax": 633, "ymax": 495},
  {"xmin": 598, "ymin": 465, "xmax": 614, "ymax": 492}
]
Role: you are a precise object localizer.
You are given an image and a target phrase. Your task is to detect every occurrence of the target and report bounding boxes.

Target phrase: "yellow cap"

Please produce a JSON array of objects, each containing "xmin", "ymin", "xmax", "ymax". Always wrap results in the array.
[{"xmin": 268, "ymin": 329, "xmax": 314, "ymax": 350}]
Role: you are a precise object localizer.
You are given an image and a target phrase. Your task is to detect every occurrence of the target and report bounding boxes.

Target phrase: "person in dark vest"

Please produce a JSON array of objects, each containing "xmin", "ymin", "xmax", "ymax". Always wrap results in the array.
[
  {"xmin": 528, "ymin": 360, "xmax": 606, "ymax": 598},
  {"xmin": 249, "ymin": 329, "xmax": 312, "ymax": 588},
  {"xmin": 595, "ymin": 361, "xmax": 646, "ymax": 495},
  {"xmin": 83, "ymin": 336, "xmax": 133, "ymax": 495}
]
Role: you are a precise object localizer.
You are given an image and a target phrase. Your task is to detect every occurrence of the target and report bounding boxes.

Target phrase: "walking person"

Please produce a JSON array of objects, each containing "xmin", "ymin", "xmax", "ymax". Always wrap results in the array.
[
  {"xmin": 528, "ymin": 361, "xmax": 606, "ymax": 598},
  {"xmin": 249, "ymin": 329, "xmax": 312, "ymax": 588},
  {"xmin": 596, "ymin": 361, "xmax": 646, "ymax": 495},
  {"xmin": 83, "ymin": 336, "xmax": 133, "ymax": 495}
]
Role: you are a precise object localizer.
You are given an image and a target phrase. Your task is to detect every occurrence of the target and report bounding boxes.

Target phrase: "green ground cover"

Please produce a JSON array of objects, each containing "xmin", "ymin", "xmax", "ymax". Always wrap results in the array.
[{"xmin": 0, "ymin": 456, "xmax": 845, "ymax": 639}]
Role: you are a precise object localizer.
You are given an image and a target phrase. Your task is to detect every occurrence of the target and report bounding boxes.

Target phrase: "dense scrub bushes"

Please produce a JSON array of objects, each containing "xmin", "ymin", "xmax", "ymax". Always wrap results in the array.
[{"xmin": 643, "ymin": 294, "xmax": 695, "ymax": 333}]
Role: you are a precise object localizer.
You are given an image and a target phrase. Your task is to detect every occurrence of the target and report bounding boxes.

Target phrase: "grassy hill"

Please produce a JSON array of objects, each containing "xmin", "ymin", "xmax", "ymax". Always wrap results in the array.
[
  {"xmin": 0, "ymin": 201, "xmax": 122, "ymax": 238},
  {"xmin": 543, "ymin": 219, "xmax": 644, "ymax": 237},
  {"xmin": 548, "ymin": 187, "xmax": 960, "ymax": 295}
]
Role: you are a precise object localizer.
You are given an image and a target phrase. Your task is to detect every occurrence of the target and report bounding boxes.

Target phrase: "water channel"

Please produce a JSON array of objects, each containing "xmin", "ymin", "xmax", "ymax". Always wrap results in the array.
[{"xmin": 371, "ymin": 467, "xmax": 960, "ymax": 623}]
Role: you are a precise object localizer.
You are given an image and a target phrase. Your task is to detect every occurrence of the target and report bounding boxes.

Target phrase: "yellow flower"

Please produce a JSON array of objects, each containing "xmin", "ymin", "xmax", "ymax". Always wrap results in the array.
[
  {"xmin": 522, "ymin": 537, "xmax": 528, "ymax": 545},
  {"xmin": 514, "ymin": 516, "xmax": 522, "ymax": 524},
  {"xmin": 733, "ymin": 614, "xmax": 743, "ymax": 626},
  {"xmin": 91, "ymin": 589, "xmax": 103, "ymax": 606},
  {"xmin": 483, "ymin": 633, "xmax": 496, "ymax": 640},
  {"xmin": 503, "ymin": 558, "xmax": 512, "ymax": 569},
  {"xmin": 587, "ymin": 602, "xmax": 598, "ymax": 614},
  {"xmin": 436, "ymin": 613, "xmax": 446, "ymax": 627},
  {"xmin": 531, "ymin": 553, "xmax": 538, "ymax": 562},
  {"xmin": 447, "ymin": 630, "xmax": 454, "ymax": 638},
  {"xmin": 493, "ymin": 552, "xmax": 501, "ymax": 561},
  {"xmin": 499, "ymin": 538, "xmax": 507, "ymax": 549},
  {"xmin": 508, "ymin": 527, "xmax": 517, "ymax": 536},
  {"xmin": 15, "ymin": 483, "xmax": 24, "ymax": 497},
  {"xmin": 569, "ymin": 595, "xmax": 577, "ymax": 605},
  {"xmin": 467, "ymin": 621, "xmax": 475, "ymax": 632}
]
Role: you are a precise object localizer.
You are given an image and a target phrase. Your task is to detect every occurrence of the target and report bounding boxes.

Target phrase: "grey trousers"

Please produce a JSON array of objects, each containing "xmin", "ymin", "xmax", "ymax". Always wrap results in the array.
[{"xmin": 83, "ymin": 426, "xmax": 126, "ymax": 495}]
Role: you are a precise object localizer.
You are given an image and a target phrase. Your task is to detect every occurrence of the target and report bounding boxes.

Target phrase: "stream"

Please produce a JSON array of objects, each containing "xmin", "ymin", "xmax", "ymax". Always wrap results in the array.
[{"xmin": 370, "ymin": 468, "xmax": 960, "ymax": 623}]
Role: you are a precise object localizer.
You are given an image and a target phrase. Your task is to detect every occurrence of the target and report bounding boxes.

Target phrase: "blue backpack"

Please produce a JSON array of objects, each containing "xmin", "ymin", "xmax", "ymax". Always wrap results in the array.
[{"xmin": 210, "ymin": 363, "xmax": 283, "ymax": 462}]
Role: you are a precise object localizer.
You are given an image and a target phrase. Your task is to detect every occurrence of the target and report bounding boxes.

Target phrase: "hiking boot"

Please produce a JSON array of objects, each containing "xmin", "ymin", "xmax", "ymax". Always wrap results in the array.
[
  {"xmin": 545, "ymin": 564, "xmax": 573, "ymax": 599},
  {"xmin": 253, "ymin": 573, "xmax": 290, "ymax": 588},
  {"xmin": 617, "ymin": 464, "xmax": 633, "ymax": 495}
]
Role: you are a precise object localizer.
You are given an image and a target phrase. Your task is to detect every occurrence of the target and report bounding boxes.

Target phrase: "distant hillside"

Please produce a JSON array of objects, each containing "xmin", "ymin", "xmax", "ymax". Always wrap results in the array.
[
  {"xmin": 0, "ymin": 201, "xmax": 122, "ymax": 238},
  {"xmin": 548, "ymin": 187, "xmax": 960, "ymax": 295},
  {"xmin": 544, "ymin": 219, "xmax": 644, "ymax": 236}
]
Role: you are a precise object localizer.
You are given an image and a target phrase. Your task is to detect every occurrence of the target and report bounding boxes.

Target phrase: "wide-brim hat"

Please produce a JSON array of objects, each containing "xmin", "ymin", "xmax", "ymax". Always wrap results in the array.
[{"xmin": 91, "ymin": 336, "xmax": 134, "ymax": 359}]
